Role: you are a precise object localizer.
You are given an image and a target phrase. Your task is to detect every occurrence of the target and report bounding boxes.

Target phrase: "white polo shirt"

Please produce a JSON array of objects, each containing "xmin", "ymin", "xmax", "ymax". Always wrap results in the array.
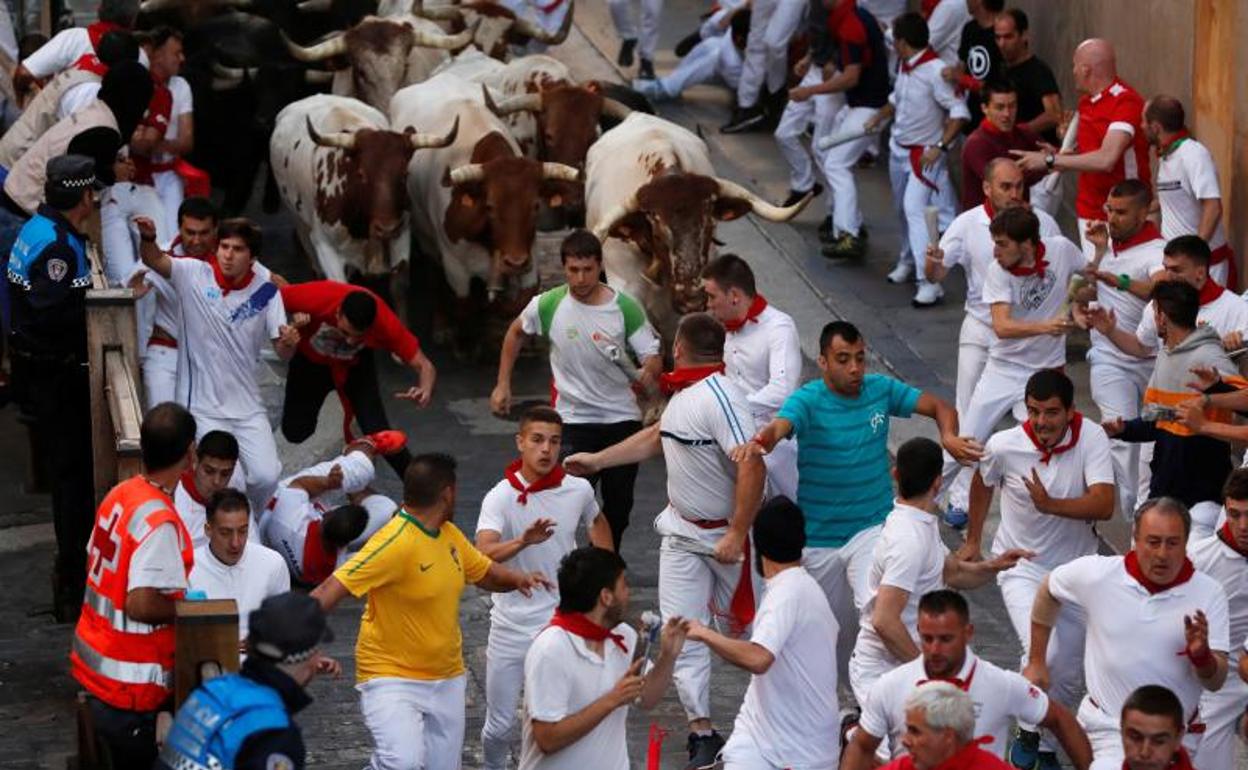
[
  {"xmin": 519, "ymin": 623, "xmax": 639, "ymax": 770},
  {"xmin": 1090, "ymin": 235, "xmax": 1166, "ymax": 368},
  {"xmin": 723, "ymin": 304, "xmax": 802, "ymax": 425},
  {"xmin": 981, "ymin": 235, "xmax": 1085, "ymax": 369},
  {"xmin": 890, "ymin": 49, "xmax": 970, "ymax": 149},
  {"xmin": 981, "ymin": 420, "xmax": 1114, "ymax": 572},
  {"xmin": 188, "ymin": 542, "xmax": 290, "ymax": 639},
  {"xmin": 653, "ymin": 373, "xmax": 757, "ymax": 544},
  {"xmin": 1048, "ymin": 554, "xmax": 1231, "ymax": 720},
  {"xmin": 135, "ymin": 242, "xmax": 273, "ymax": 342},
  {"xmin": 941, "ymin": 205, "xmax": 1061, "ymax": 328},
  {"xmin": 1156, "ymin": 137, "xmax": 1228, "ymax": 251},
  {"xmin": 169, "ymin": 258, "xmax": 285, "ymax": 420},
  {"xmin": 22, "ymin": 27, "xmax": 149, "ymax": 79},
  {"xmin": 858, "ymin": 651, "xmax": 1050, "ymax": 759},
  {"xmin": 1187, "ymin": 533, "xmax": 1248, "ymax": 663},
  {"xmin": 1136, "ymin": 287, "xmax": 1248, "ymax": 354},
  {"xmin": 152, "ymin": 76, "xmax": 193, "ymax": 168},
  {"xmin": 732, "ymin": 566, "xmax": 840, "ymax": 770},
  {"xmin": 854, "ymin": 502, "xmax": 948, "ymax": 671},
  {"xmin": 477, "ymin": 472, "xmax": 599, "ymax": 632}
]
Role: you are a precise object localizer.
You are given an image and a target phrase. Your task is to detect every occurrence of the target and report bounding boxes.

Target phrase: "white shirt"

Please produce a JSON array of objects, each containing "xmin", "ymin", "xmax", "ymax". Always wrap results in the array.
[
  {"xmin": 518, "ymin": 286, "xmax": 660, "ymax": 424},
  {"xmin": 519, "ymin": 623, "xmax": 639, "ymax": 770},
  {"xmin": 1049, "ymin": 554, "xmax": 1231, "ymax": 721},
  {"xmin": 169, "ymin": 258, "xmax": 285, "ymax": 419},
  {"xmin": 941, "ymin": 205, "xmax": 1061, "ymax": 327},
  {"xmin": 653, "ymin": 373, "xmax": 757, "ymax": 541},
  {"xmin": 1156, "ymin": 137, "xmax": 1228, "ymax": 250},
  {"xmin": 128, "ymin": 522, "xmax": 190, "ymax": 591},
  {"xmin": 23, "ymin": 27, "xmax": 149, "ymax": 78},
  {"xmin": 1090, "ymin": 235, "xmax": 1166, "ymax": 367},
  {"xmin": 1187, "ymin": 534, "xmax": 1248, "ymax": 662},
  {"xmin": 925, "ymin": 0, "xmax": 971, "ymax": 64},
  {"xmin": 981, "ymin": 235, "xmax": 1085, "ymax": 369},
  {"xmin": 723, "ymin": 303, "xmax": 802, "ymax": 425},
  {"xmin": 732, "ymin": 566, "xmax": 840, "ymax": 770},
  {"xmin": 476, "ymin": 473, "xmax": 599, "ymax": 632},
  {"xmin": 261, "ymin": 486, "xmax": 325, "ymax": 582},
  {"xmin": 1136, "ymin": 288, "xmax": 1248, "ymax": 354},
  {"xmin": 138, "ymin": 243, "xmax": 272, "ymax": 342},
  {"xmin": 981, "ymin": 421, "xmax": 1114, "ymax": 572},
  {"xmin": 152, "ymin": 76, "xmax": 192, "ymax": 166},
  {"xmin": 858, "ymin": 651, "xmax": 1050, "ymax": 759},
  {"xmin": 889, "ymin": 50, "xmax": 970, "ymax": 148},
  {"xmin": 854, "ymin": 502, "xmax": 948, "ymax": 671},
  {"xmin": 57, "ymin": 81, "xmax": 100, "ymax": 120},
  {"xmin": 188, "ymin": 542, "xmax": 290, "ymax": 638}
]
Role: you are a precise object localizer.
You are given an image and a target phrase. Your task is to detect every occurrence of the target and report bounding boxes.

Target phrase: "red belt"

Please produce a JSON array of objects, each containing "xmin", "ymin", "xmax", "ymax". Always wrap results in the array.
[
  {"xmin": 679, "ymin": 513, "xmax": 755, "ymax": 633},
  {"xmin": 902, "ymin": 144, "xmax": 939, "ymax": 192},
  {"xmin": 147, "ymin": 337, "xmax": 177, "ymax": 349},
  {"xmin": 1211, "ymin": 244, "xmax": 1238, "ymax": 292},
  {"xmin": 535, "ymin": 0, "xmax": 565, "ymax": 12}
]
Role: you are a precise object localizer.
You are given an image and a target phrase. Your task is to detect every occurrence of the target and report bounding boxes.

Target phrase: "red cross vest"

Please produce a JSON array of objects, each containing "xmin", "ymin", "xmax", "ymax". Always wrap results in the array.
[{"xmin": 70, "ymin": 476, "xmax": 193, "ymax": 711}]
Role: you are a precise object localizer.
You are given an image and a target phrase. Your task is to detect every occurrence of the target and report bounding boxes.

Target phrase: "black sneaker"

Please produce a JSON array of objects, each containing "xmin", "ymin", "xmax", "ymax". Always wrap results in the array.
[
  {"xmin": 674, "ymin": 30, "xmax": 701, "ymax": 57},
  {"xmin": 817, "ymin": 216, "xmax": 835, "ymax": 243},
  {"xmin": 617, "ymin": 38, "xmax": 637, "ymax": 67},
  {"xmin": 822, "ymin": 232, "xmax": 867, "ymax": 260},
  {"xmin": 782, "ymin": 182, "xmax": 822, "ymax": 208},
  {"xmin": 637, "ymin": 58, "xmax": 656, "ymax": 81},
  {"xmin": 720, "ymin": 105, "xmax": 765, "ymax": 134},
  {"xmin": 685, "ymin": 731, "xmax": 725, "ymax": 770}
]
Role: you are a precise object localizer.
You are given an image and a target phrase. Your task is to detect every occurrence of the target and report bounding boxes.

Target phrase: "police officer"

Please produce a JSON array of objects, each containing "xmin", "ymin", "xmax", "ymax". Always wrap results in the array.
[
  {"xmin": 7, "ymin": 153, "xmax": 102, "ymax": 617},
  {"xmin": 157, "ymin": 592, "xmax": 340, "ymax": 770}
]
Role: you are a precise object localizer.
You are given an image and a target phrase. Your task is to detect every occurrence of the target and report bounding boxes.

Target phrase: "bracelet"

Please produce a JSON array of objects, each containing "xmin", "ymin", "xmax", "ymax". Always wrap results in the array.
[
  {"xmin": 1188, "ymin": 646, "xmax": 1215, "ymax": 670},
  {"xmin": 1117, "ymin": 273, "xmax": 1131, "ymax": 291},
  {"xmin": 1202, "ymin": 393, "xmax": 1213, "ymax": 409}
]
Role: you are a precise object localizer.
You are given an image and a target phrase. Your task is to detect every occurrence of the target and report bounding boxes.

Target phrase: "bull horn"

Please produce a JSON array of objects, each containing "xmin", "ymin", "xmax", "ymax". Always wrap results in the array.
[
  {"xmin": 211, "ymin": 76, "xmax": 243, "ymax": 91},
  {"xmin": 221, "ymin": 0, "xmax": 253, "ymax": 7},
  {"xmin": 306, "ymin": 116, "xmax": 358, "ymax": 150},
  {"xmin": 448, "ymin": 163, "xmax": 486, "ymax": 185},
  {"xmin": 297, "ymin": 0, "xmax": 332, "ymax": 10},
  {"xmin": 410, "ymin": 115, "xmax": 459, "ymax": 149},
  {"xmin": 600, "ymin": 96, "xmax": 632, "ymax": 120},
  {"xmin": 304, "ymin": 69, "xmax": 335, "ymax": 84},
  {"xmin": 642, "ymin": 254, "xmax": 663, "ymax": 283},
  {"xmin": 213, "ymin": 62, "xmax": 257, "ymax": 79},
  {"xmin": 541, "ymin": 162, "xmax": 580, "ymax": 182},
  {"xmin": 482, "ymin": 85, "xmax": 541, "ymax": 116},
  {"xmin": 713, "ymin": 176, "xmax": 811, "ymax": 221},
  {"xmin": 283, "ymin": 31, "xmax": 348, "ymax": 62},
  {"xmin": 138, "ymin": 0, "xmax": 174, "ymax": 11},
  {"xmin": 410, "ymin": 24, "xmax": 474, "ymax": 49},
  {"xmin": 512, "ymin": 0, "xmax": 574, "ymax": 43},
  {"xmin": 591, "ymin": 192, "xmax": 639, "ymax": 240},
  {"xmin": 411, "ymin": 2, "xmax": 463, "ymax": 20}
]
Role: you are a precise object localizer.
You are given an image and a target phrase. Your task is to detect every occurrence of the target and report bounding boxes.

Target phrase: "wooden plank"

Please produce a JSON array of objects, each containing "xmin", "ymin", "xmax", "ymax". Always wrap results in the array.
[
  {"xmin": 174, "ymin": 600, "xmax": 240, "ymax": 709},
  {"xmin": 85, "ymin": 242, "xmax": 140, "ymax": 501},
  {"xmin": 103, "ymin": 350, "xmax": 142, "ymax": 456}
]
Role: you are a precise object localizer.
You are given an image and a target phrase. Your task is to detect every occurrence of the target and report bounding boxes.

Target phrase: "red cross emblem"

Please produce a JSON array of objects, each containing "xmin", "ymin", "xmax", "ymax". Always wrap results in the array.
[{"xmin": 87, "ymin": 504, "xmax": 124, "ymax": 582}]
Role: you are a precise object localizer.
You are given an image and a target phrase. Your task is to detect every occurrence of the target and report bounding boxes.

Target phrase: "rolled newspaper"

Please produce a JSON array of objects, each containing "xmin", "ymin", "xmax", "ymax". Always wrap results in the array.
[
  {"xmin": 815, "ymin": 118, "xmax": 891, "ymax": 151},
  {"xmin": 924, "ymin": 205, "xmax": 941, "ymax": 247},
  {"xmin": 1038, "ymin": 113, "xmax": 1079, "ymax": 194},
  {"xmin": 590, "ymin": 331, "xmax": 658, "ymax": 399}
]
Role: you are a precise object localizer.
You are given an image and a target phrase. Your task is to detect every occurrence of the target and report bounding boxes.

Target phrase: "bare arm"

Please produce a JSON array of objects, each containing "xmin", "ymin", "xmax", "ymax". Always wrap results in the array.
[
  {"xmin": 943, "ymin": 548, "xmax": 1034, "ymax": 590},
  {"xmin": 588, "ymin": 513, "xmax": 614, "ymax": 551},
  {"xmin": 1020, "ymin": 93, "xmax": 1062, "ymax": 137},
  {"xmin": 1023, "ymin": 576, "xmax": 1060, "ymax": 689},
  {"xmin": 1040, "ymin": 699, "xmax": 1093, "ymax": 770},
  {"xmin": 156, "ymin": 113, "xmax": 193, "ymax": 157},
  {"xmin": 474, "ymin": 529, "xmax": 530, "ymax": 563},
  {"xmin": 135, "ymin": 218, "xmax": 173, "ymax": 279},
  {"xmin": 806, "ymin": 63, "xmax": 862, "ymax": 96},
  {"xmin": 686, "ymin": 621, "xmax": 776, "ymax": 674},
  {"xmin": 870, "ymin": 586, "xmax": 920, "ymax": 662},
  {"xmin": 1052, "ymin": 130, "xmax": 1133, "ymax": 174},
  {"xmin": 637, "ymin": 617, "xmax": 686, "ymax": 709},
  {"xmin": 991, "ymin": 302, "xmax": 1070, "ymax": 339},
  {"xmin": 960, "ymin": 470, "xmax": 993, "ymax": 558},
  {"xmin": 490, "ymin": 317, "xmax": 528, "ymax": 415},
  {"xmin": 124, "ymin": 588, "xmax": 179, "ymax": 625},
  {"xmin": 1197, "ymin": 198, "xmax": 1223, "ymax": 243},
  {"xmin": 310, "ymin": 575, "xmax": 352, "ymax": 612},
  {"xmin": 750, "ymin": 417, "xmax": 794, "ymax": 453},
  {"xmin": 475, "ymin": 560, "xmax": 552, "ymax": 594},
  {"xmin": 567, "ymin": 422, "xmax": 663, "ymax": 474},
  {"xmin": 531, "ymin": 662, "xmax": 639, "ymax": 754},
  {"xmin": 914, "ymin": 391, "xmax": 983, "ymax": 465},
  {"xmin": 1028, "ymin": 481, "xmax": 1114, "ymax": 521},
  {"xmin": 842, "ymin": 728, "xmax": 885, "ymax": 770},
  {"xmin": 1238, "ymin": 650, "xmax": 1248, "ymax": 684},
  {"xmin": 397, "ymin": 348, "xmax": 437, "ymax": 407}
]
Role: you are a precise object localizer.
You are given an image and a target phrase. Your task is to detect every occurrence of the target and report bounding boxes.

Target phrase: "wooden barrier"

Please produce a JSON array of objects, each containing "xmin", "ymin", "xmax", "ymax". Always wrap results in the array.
[{"xmin": 174, "ymin": 599, "xmax": 240, "ymax": 709}]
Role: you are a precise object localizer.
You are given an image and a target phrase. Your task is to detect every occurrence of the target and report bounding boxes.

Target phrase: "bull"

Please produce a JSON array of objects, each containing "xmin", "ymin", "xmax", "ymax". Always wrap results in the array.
[
  {"xmin": 587, "ymin": 113, "xmax": 810, "ymax": 340},
  {"xmin": 411, "ymin": 0, "xmax": 573, "ymax": 60}
]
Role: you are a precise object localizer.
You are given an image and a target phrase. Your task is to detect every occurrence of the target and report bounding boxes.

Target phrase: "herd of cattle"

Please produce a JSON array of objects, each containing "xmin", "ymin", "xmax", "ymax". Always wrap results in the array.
[{"xmin": 160, "ymin": 0, "xmax": 813, "ymax": 340}]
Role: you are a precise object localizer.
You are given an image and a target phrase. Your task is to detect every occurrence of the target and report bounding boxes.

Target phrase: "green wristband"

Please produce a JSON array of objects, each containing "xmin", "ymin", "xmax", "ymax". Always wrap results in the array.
[{"xmin": 1117, "ymin": 273, "xmax": 1131, "ymax": 291}]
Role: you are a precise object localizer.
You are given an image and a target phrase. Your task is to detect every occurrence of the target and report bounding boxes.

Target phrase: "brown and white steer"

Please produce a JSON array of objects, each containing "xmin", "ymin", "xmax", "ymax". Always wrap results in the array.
[
  {"xmin": 270, "ymin": 93, "xmax": 458, "ymax": 282},
  {"xmin": 283, "ymin": 15, "xmax": 473, "ymax": 111},
  {"xmin": 587, "ymin": 113, "xmax": 811, "ymax": 341},
  {"xmin": 412, "ymin": 0, "xmax": 573, "ymax": 60}
]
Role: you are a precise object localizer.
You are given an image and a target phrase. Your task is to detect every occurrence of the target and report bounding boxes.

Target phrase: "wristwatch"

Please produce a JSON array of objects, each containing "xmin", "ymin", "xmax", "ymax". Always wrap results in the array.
[
  {"xmin": 937, "ymin": 142, "xmax": 950, "ymax": 153},
  {"xmin": 1044, "ymin": 152, "xmax": 1056, "ymax": 169}
]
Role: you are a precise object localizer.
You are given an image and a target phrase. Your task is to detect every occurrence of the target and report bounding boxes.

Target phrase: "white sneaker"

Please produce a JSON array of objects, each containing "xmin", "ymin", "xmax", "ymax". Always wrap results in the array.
[
  {"xmin": 912, "ymin": 281, "xmax": 944, "ymax": 307},
  {"xmin": 632, "ymin": 78, "xmax": 672, "ymax": 101},
  {"xmin": 886, "ymin": 260, "xmax": 914, "ymax": 284}
]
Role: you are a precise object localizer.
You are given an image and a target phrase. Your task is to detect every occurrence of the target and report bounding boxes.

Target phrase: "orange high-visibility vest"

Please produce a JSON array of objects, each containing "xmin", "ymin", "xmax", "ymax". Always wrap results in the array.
[{"xmin": 70, "ymin": 476, "xmax": 193, "ymax": 711}]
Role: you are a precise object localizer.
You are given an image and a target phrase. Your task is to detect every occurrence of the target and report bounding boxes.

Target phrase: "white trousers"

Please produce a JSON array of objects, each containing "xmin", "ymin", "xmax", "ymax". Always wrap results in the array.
[
  {"xmin": 803, "ymin": 524, "xmax": 882, "ymax": 695},
  {"xmin": 659, "ymin": 536, "xmax": 753, "ymax": 722},
  {"xmin": 607, "ymin": 0, "xmax": 662, "ymax": 59},
  {"xmin": 1196, "ymin": 664, "xmax": 1247, "ymax": 770},
  {"xmin": 194, "ymin": 411, "xmax": 282, "ymax": 513},
  {"xmin": 481, "ymin": 622, "xmax": 540, "ymax": 770},
  {"xmin": 955, "ymin": 314, "xmax": 996, "ymax": 421},
  {"xmin": 143, "ymin": 343, "xmax": 178, "ymax": 409},
  {"xmin": 889, "ymin": 142, "xmax": 956, "ymax": 281},
  {"xmin": 359, "ymin": 675, "xmax": 467, "ymax": 770},
  {"xmin": 942, "ymin": 359, "xmax": 1035, "ymax": 510},
  {"xmin": 999, "ymin": 565, "xmax": 1086, "ymax": 751},
  {"xmin": 773, "ymin": 68, "xmax": 840, "ymax": 194},
  {"xmin": 1079, "ymin": 696, "xmax": 1204, "ymax": 770},
  {"xmin": 821, "ymin": 105, "xmax": 879, "ymax": 237},
  {"xmin": 282, "ymin": 449, "xmax": 376, "ymax": 495},
  {"xmin": 101, "ymin": 183, "xmax": 172, "ymax": 287},
  {"xmin": 152, "ymin": 170, "xmax": 184, "ymax": 239},
  {"xmin": 698, "ymin": 2, "xmax": 739, "ymax": 39},
  {"xmin": 721, "ymin": 726, "xmax": 838, "ymax": 770},
  {"xmin": 735, "ymin": 0, "xmax": 805, "ymax": 107},
  {"xmin": 658, "ymin": 33, "xmax": 743, "ymax": 96},
  {"xmin": 848, "ymin": 646, "xmax": 895, "ymax": 710},
  {"xmin": 1087, "ymin": 353, "xmax": 1151, "ymax": 519}
]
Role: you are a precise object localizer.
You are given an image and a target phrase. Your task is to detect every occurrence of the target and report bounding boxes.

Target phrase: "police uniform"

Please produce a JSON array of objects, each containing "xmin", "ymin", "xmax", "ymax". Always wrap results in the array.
[
  {"xmin": 6, "ymin": 154, "xmax": 101, "ymax": 613},
  {"xmin": 158, "ymin": 592, "xmax": 332, "ymax": 770}
]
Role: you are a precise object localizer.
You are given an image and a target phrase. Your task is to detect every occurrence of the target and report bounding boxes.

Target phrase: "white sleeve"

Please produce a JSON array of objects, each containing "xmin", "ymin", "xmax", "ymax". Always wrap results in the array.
[
  {"xmin": 856, "ymin": 674, "xmax": 895, "ymax": 740},
  {"xmin": 746, "ymin": 318, "xmax": 802, "ymax": 415},
  {"xmin": 704, "ymin": 382, "xmax": 756, "ymax": 454},
  {"xmin": 626, "ymin": 319, "xmax": 661, "ymax": 360},
  {"xmin": 476, "ymin": 487, "xmax": 509, "ymax": 537},
  {"xmin": 524, "ymin": 636, "xmax": 575, "ymax": 721},
  {"xmin": 931, "ymin": 69, "xmax": 970, "ymax": 121},
  {"xmin": 167, "ymin": 256, "xmax": 197, "ymax": 294},
  {"xmin": 977, "ymin": 436, "xmax": 1005, "ymax": 488},
  {"xmin": 1135, "ymin": 303, "xmax": 1161, "ymax": 352},
  {"xmin": 926, "ymin": 3, "xmax": 966, "ymax": 64},
  {"xmin": 1187, "ymin": 145, "xmax": 1222, "ymax": 201},
  {"xmin": 750, "ymin": 590, "xmax": 796, "ymax": 656},
  {"xmin": 939, "ymin": 216, "xmax": 967, "ymax": 269},
  {"xmin": 128, "ymin": 523, "xmax": 189, "ymax": 590},
  {"xmin": 268, "ymin": 550, "xmax": 292, "ymax": 594},
  {"xmin": 1204, "ymin": 584, "xmax": 1232, "ymax": 653},
  {"xmin": 579, "ymin": 485, "xmax": 600, "ymax": 531},
  {"xmin": 518, "ymin": 294, "xmax": 542, "ymax": 336},
  {"xmin": 21, "ymin": 29, "xmax": 80, "ymax": 79},
  {"xmin": 981, "ymin": 263, "xmax": 1013, "ymax": 306},
  {"xmin": 265, "ymin": 284, "xmax": 286, "ymax": 341},
  {"xmin": 1046, "ymin": 556, "xmax": 1094, "ymax": 610},
  {"xmin": 170, "ymin": 77, "xmax": 194, "ymax": 116},
  {"xmin": 878, "ymin": 539, "xmax": 924, "ymax": 593},
  {"xmin": 1080, "ymin": 426, "xmax": 1116, "ymax": 487},
  {"xmin": 1002, "ymin": 670, "xmax": 1051, "ymax": 727}
]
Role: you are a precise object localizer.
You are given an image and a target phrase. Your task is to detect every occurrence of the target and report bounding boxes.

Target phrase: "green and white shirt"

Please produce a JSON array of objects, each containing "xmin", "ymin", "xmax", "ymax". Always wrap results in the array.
[{"xmin": 519, "ymin": 284, "xmax": 660, "ymax": 424}]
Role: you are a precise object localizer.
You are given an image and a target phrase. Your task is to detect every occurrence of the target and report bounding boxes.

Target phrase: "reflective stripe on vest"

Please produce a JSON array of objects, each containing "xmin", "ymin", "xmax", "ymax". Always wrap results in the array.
[
  {"xmin": 83, "ymin": 585, "xmax": 159, "ymax": 635},
  {"xmin": 72, "ymin": 634, "xmax": 169, "ymax": 687}
]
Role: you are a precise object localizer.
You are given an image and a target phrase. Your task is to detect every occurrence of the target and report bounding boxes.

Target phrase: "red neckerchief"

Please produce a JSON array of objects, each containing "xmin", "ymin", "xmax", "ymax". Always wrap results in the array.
[
  {"xmin": 87, "ymin": 21, "xmax": 123, "ymax": 50},
  {"xmin": 1199, "ymin": 279, "xmax": 1225, "ymax": 306},
  {"xmin": 978, "ymin": 117, "xmax": 1009, "ymax": 136},
  {"xmin": 1121, "ymin": 747, "xmax": 1195, "ymax": 770},
  {"xmin": 982, "ymin": 199, "xmax": 996, "ymax": 221},
  {"xmin": 210, "ymin": 257, "xmax": 255, "ymax": 295},
  {"xmin": 1218, "ymin": 522, "xmax": 1248, "ymax": 558},
  {"xmin": 723, "ymin": 294, "xmax": 768, "ymax": 333},
  {"xmin": 1124, "ymin": 550, "xmax": 1196, "ymax": 595},
  {"xmin": 72, "ymin": 53, "xmax": 108, "ymax": 76},
  {"xmin": 1159, "ymin": 129, "xmax": 1191, "ymax": 160},
  {"xmin": 918, "ymin": 659, "xmax": 978, "ymax": 691},
  {"xmin": 1022, "ymin": 412, "xmax": 1083, "ymax": 464},
  {"xmin": 919, "ymin": 0, "xmax": 939, "ymax": 19},
  {"xmin": 1112, "ymin": 221, "xmax": 1162, "ymax": 255},
  {"xmin": 179, "ymin": 469, "xmax": 207, "ymax": 505},
  {"xmin": 901, "ymin": 47, "xmax": 940, "ymax": 74},
  {"xmin": 301, "ymin": 520, "xmax": 339, "ymax": 585},
  {"xmin": 1006, "ymin": 241, "xmax": 1047, "ymax": 278},
  {"xmin": 132, "ymin": 80, "xmax": 174, "ymax": 184},
  {"xmin": 504, "ymin": 458, "xmax": 566, "ymax": 505},
  {"xmin": 827, "ymin": 0, "xmax": 871, "ymax": 69},
  {"xmin": 659, "ymin": 364, "xmax": 725, "ymax": 395},
  {"xmin": 549, "ymin": 609, "xmax": 627, "ymax": 652}
]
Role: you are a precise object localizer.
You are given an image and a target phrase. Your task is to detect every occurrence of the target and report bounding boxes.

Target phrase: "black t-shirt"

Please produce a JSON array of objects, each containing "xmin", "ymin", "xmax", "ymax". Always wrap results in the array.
[
  {"xmin": 957, "ymin": 19, "xmax": 1004, "ymax": 132},
  {"xmin": 1006, "ymin": 55, "xmax": 1061, "ymax": 145},
  {"xmin": 841, "ymin": 8, "xmax": 890, "ymax": 109}
]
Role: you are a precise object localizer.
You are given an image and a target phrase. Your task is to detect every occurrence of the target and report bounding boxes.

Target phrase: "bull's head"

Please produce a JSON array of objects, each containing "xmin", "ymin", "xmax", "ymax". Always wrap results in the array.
[
  {"xmin": 593, "ymin": 174, "xmax": 811, "ymax": 313},
  {"xmin": 308, "ymin": 114, "xmax": 460, "ymax": 270},
  {"xmin": 441, "ymin": 132, "xmax": 581, "ymax": 296},
  {"xmin": 211, "ymin": 62, "xmax": 335, "ymax": 134},
  {"xmin": 412, "ymin": 0, "xmax": 574, "ymax": 60}
]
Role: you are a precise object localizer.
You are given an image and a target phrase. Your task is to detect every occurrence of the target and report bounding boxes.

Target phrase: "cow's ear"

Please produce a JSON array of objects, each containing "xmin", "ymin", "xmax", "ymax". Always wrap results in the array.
[
  {"xmin": 608, "ymin": 211, "xmax": 649, "ymax": 243},
  {"xmin": 714, "ymin": 197, "xmax": 752, "ymax": 222},
  {"xmin": 585, "ymin": 80, "xmax": 601, "ymax": 94},
  {"xmin": 444, "ymin": 186, "xmax": 487, "ymax": 242}
]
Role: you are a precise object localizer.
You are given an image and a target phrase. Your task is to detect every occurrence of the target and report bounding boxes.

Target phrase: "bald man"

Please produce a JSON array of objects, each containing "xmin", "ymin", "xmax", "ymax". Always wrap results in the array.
[{"xmin": 1013, "ymin": 39, "xmax": 1150, "ymax": 261}]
